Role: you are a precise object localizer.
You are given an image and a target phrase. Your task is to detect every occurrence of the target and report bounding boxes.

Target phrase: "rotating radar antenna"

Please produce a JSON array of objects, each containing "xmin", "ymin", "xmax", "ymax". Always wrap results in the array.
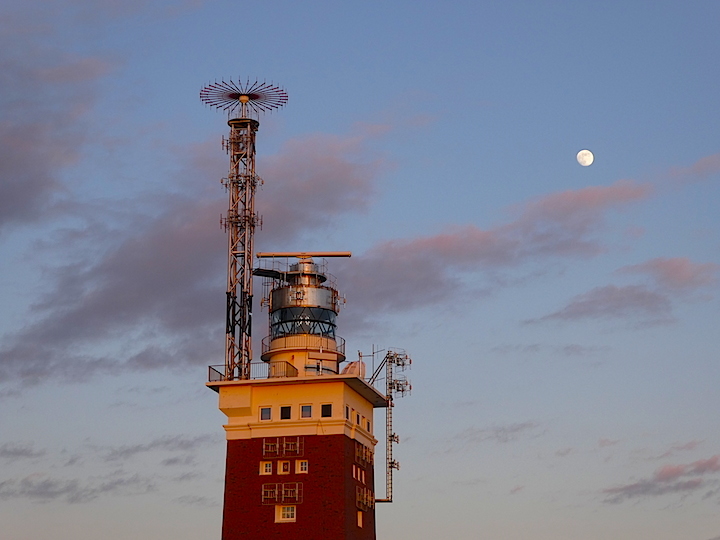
[
  {"xmin": 200, "ymin": 79, "xmax": 288, "ymax": 118},
  {"xmin": 200, "ymin": 78, "xmax": 287, "ymax": 381}
]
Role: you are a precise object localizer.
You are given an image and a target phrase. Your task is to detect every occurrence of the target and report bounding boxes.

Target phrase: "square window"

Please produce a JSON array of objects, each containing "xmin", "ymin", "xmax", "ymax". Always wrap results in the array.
[
  {"xmin": 280, "ymin": 406, "xmax": 291, "ymax": 420},
  {"xmin": 275, "ymin": 505, "xmax": 296, "ymax": 523},
  {"xmin": 301, "ymin": 405, "xmax": 312, "ymax": 418},
  {"xmin": 279, "ymin": 461, "xmax": 291, "ymax": 475},
  {"xmin": 321, "ymin": 404, "xmax": 332, "ymax": 418},
  {"xmin": 260, "ymin": 461, "xmax": 273, "ymax": 475},
  {"xmin": 260, "ymin": 407, "xmax": 272, "ymax": 421},
  {"xmin": 296, "ymin": 460, "xmax": 309, "ymax": 474}
]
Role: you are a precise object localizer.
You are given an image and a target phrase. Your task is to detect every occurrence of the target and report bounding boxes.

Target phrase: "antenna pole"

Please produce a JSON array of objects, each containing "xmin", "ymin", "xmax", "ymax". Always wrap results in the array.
[{"xmin": 200, "ymin": 79, "xmax": 288, "ymax": 380}]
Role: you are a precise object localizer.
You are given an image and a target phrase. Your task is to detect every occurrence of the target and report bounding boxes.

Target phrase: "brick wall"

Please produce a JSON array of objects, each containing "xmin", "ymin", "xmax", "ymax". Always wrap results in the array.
[{"xmin": 221, "ymin": 434, "xmax": 376, "ymax": 540}]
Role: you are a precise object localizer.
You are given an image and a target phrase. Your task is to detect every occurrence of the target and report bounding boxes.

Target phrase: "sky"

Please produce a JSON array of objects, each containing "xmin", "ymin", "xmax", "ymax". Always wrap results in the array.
[{"xmin": 1, "ymin": 1, "xmax": 720, "ymax": 539}]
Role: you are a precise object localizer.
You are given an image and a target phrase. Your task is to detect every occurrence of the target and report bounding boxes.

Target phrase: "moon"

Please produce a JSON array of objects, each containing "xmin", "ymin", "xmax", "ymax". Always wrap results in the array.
[{"xmin": 577, "ymin": 149, "xmax": 594, "ymax": 166}]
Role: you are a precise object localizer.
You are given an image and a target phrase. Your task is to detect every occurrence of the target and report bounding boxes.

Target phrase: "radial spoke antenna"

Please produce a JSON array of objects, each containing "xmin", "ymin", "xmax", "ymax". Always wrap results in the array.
[{"xmin": 200, "ymin": 78, "xmax": 288, "ymax": 380}]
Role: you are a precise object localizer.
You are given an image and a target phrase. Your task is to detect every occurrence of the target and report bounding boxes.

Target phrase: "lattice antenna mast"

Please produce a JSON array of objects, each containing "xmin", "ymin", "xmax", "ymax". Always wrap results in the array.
[
  {"xmin": 200, "ymin": 79, "xmax": 288, "ymax": 380},
  {"xmin": 367, "ymin": 348, "xmax": 412, "ymax": 503}
]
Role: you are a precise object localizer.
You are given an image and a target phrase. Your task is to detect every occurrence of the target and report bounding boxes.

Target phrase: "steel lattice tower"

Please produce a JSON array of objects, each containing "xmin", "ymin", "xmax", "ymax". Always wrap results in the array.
[{"xmin": 200, "ymin": 79, "xmax": 288, "ymax": 380}]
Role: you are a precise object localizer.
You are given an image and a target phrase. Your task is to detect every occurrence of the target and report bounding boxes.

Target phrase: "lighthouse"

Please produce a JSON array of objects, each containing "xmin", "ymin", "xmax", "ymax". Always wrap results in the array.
[
  {"xmin": 200, "ymin": 79, "xmax": 409, "ymax": 540},
  {"xmin": 209, "ymin": 252, "xmax": 385, "ymax": 539}
]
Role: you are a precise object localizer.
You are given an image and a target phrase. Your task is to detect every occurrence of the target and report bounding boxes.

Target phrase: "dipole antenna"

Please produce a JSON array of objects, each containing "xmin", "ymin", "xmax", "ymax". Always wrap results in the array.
[{"xmin": 200, "ymin": 79, "xmax": 288, "ymax": 380}]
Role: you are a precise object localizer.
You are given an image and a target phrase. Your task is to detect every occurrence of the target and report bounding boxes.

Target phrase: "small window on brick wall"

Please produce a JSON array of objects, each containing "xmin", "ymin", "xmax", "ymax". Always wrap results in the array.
[
  {"xmin": 275, "ymin": 505, "xmax": 296, "ymax": 523},
  {"xmin": 278, "ymin": 461, "xmax": 291, "ymax": 475},
  {"xmin": 259, "ymin": 461, "xmax": 272, "ymax": 475},
  {"xmin": 321, "ymin": 404, "xmax": 332, "ymax": 418},
  {"xmin": 296, "ymin": 460, "xmax": 308, "ymax": 474}
]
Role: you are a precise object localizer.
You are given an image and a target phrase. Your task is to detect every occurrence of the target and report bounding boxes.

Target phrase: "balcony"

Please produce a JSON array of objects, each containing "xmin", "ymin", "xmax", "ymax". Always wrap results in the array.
[
  {"xmin": 260, "ymin": 334, "xmax": 345, "ymax": 361},
  {"xmin": 208, "ymin": 361, "xmax": 298, "ymax": 382}
]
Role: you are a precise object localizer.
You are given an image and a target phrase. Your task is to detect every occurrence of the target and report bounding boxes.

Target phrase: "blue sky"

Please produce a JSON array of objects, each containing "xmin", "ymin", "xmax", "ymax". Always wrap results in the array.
[{"xmin": 1, "ymin": 1, "xmax": 720, "ymax": 539}]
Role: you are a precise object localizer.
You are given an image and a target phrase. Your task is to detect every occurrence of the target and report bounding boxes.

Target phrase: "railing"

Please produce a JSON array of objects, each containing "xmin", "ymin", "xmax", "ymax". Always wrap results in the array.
[
  {"xmin": 261, "ymin": 334, "xmax": 345, "ymax": 357},
  {"xmin": 208, "ymin": 361, "xmax": 298, "ymax": 382}
]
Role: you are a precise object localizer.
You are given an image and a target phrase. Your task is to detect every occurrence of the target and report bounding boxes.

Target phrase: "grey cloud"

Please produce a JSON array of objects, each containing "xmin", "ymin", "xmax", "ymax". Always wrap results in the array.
[
  {"xmin": 0, "ymin": 127, "xmax": 387, "ymax": 386},
  {"xmin": 0, "ymin": 442, "xmax": 46, "ymax": 460},
  {"xmin": 173, "ymin": 495, "xmax": 219, "ymax": 507},
  {"xmin": 256, "ymin": 131, "xmax": 384, "ymax": 245},
  {"xmin": 525, "ymin": 285, "xmax": 674, "ymax": 326},
  {"xmin": 453, "ymin": 421, "xmax": 540, "ymax": 446},
  {"xmin": 0, "ymin": 15, "xmax": 113, "ymax": 233},
  {"xmin": 0, "ymin": 472, "xmax": 155, "ymax": 504},
  {"xmin": 104, "ymin": 435, "xmax": 212, "ymax": 462}
]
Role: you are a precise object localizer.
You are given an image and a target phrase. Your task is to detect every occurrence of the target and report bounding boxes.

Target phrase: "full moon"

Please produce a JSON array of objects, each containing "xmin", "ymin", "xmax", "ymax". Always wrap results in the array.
[{"xmin": 577, "ymin": 149, "xmax": 594, "ymax": 166}]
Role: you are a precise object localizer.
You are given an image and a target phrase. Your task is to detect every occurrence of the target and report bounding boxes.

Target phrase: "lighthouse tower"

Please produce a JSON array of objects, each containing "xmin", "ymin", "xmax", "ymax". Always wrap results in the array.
[
  {"xmin": 200, "ymin": 80, "xmax": 406, "ymax": 540},
  {"xmin": 210, "ymin": 252, "xmax": 385, "ymax": 539}
]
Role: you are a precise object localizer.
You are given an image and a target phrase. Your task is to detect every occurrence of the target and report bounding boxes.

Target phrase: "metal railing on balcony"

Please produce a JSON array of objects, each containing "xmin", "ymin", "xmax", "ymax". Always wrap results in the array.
[
  {"xmin": 208, "ymin": 361, "xmax": 298, "ymax": 382},
  {"xmin": 261, "ymin": 334, "xmax": 345, "ymax": 357}
]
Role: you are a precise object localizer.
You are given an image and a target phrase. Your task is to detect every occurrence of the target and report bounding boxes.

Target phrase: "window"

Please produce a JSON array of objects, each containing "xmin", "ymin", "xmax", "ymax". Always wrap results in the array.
[
  {"xmin": 301, "ymin": 405, "xmax": 312, "ymax": 418},
  {"xmin": 357, "ymin": 510, "xmax": 363, "ymax": 528},
  {"xmin": 345, "ymin": 405, "xmax": 350, "ymax": 420},
  {"xmin": 366, "ymin": 420, "xmax": 371, "ymax": 432},
  {"xmin": 321, "ymin": 404, "xmax": 332, "ymax": 418},
  {"xmin": 260, "ymin": 461, "xmax": 273, "ymax": 475},
  {"xmin": 280, "ymin": 406, "xmax": 291, "ymax": 420},
  {"xmin": 356, "ymin": 413, "xmax": 361, "ymax": 425},
  {"xmin": 260, "ymin": 407, "xmax": 272, "ymax": 421},
  {"xmin": 275, "ymin": 505, "xmax": 296, "ymax": 523},
  {"xmin": 278, "ymin": 461, "xmax": 291, "ymax": 475},
  {"xmin": 296, "ymin": 460, "xmax": 309, "ymax": 474}
]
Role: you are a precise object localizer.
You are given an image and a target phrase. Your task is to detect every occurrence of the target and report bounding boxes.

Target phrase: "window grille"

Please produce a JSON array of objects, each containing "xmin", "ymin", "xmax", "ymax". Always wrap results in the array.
[
  {"xmin": 282, "ymin": 482, "xmax": 303, "ymax": 503},
  {"xmin": 262, "ymin": 483, "xmax": 280, "ymax": 504},
  {"xmin": 263, "ymin": 438, "xmax": 280, "ymax": 457}
]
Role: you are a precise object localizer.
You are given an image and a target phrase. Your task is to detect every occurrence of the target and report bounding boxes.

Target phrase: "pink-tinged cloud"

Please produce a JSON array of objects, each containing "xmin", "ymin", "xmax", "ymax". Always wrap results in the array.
[
  {"xmin": 603, "ymin": 454, "xmax": 720, "ymax": 503},
  {"xmin": 257, "ymin": 131, "xmax": 386, "ymax": 245},
  {"xmin": 525, "ymin": 285, "xmax": 673, "ymax": 326},
  {"xmin": 618, "ymin": 257, "xmax": 719, "ymax": 290},
  {"xmin": 670, "ymin": 152, "xmax": 720, "ymax": 182},
  {"xmin": 338, "ymin": 180, "xmax": 651, "ymax": 321},
  {"xmin": 654, "ymin": 440, "xmax": 704, "ymax": 459},
  {"xmin": 599, "ymin": 438, "xmax": 620, "ymax": 448}
]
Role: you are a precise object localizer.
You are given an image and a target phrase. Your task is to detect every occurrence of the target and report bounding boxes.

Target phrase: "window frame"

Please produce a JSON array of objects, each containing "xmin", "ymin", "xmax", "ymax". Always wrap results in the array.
[
  {"xmin": 321, "ymin": 403, "xmax": 332, "ymax": 418},
  {"xmin": 260, "ymin": 407, "xmax": 272, "ymax": 421},
  {"xmin": 275, "ymin": 505, "xmax": 296, "ymax": 523}
]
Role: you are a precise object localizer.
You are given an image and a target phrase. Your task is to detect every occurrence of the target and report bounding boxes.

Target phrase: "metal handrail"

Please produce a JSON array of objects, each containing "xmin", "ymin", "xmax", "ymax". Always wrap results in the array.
[
  {"xmin": 261, "ymin": 334, "xmax": 345, "ymax": 356},
  {"xmin": 208, "ymin": 361, "xmax": 299, "ymax": 382}
]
